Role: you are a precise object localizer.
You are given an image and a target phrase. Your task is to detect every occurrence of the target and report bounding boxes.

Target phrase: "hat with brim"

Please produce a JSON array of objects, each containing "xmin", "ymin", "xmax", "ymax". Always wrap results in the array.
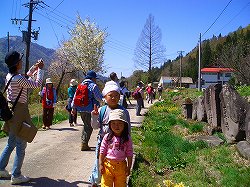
[
  {"xmin": 46, "ymin": 78, "xmax": 53, "ymax": 84},
  {"xmin": 108, "ymin": 109, "xmax": 128, "ymax": 125},
  {"xmin": 70, "ymin": 79, "xmax": 78, "ymax": 86},
  {"xmin": 5, "ymin": 51, "xmax": 23, "ymax": 68},
  {"xmin": 85, "ymin": 70, "xmax": 98, "ymax": 79}
]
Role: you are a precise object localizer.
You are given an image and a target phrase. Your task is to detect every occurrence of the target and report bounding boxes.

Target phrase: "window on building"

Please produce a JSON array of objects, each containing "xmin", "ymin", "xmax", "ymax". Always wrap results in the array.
[{"xmin": 225, "ymin": 73, "xmax": 231, "ymax": 77}]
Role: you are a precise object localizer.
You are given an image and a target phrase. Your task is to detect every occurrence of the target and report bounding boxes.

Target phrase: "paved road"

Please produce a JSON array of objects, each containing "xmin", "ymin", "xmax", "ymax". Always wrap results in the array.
[{"xmin": 0, "ymin": 100, "xmax": 154, "ymax": 187}]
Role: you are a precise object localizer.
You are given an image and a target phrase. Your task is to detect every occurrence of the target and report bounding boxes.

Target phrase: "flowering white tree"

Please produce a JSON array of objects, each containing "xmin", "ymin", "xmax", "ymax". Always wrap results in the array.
[
  {"xmin": 48, "ymin": 15, "xmax": 108, "ymax": 97},
  {"xmin": 67, "ymin": 15, "xmax": 108, "ymax": 74}
]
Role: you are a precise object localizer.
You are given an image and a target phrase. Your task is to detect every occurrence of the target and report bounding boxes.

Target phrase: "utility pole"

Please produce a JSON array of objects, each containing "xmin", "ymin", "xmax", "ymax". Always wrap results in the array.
[
  {"xmin": 7, "ymin": 32, "xmax": 10, "ymax": 52},
  {"xmin": 11, "ymin": 0, "xmax": 41, "ymax": 74},
  {"xmin": 25, "ymin": 0, "xmax": 34, "ymax": 74},
  {"xmin": 198, "ymin": 33, "xmax": 202, "ymax": 91},
  {"xmin": 177, "ymin": 50, "xmax": 184, "ymax": 88}
]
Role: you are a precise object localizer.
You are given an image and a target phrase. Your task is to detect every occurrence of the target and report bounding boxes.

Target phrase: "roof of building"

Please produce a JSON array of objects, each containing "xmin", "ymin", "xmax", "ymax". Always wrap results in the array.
[
  {"xmin": 201, "ymin": 67, "xmax": 235, "ymax": 73},
  {"xmin": 160, "ymin": 76, "xmax": 193, "ymax": 84}
]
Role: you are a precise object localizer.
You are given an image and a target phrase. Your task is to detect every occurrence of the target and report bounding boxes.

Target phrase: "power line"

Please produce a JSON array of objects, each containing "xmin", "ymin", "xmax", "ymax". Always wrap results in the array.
[
  {"xmin": 215, "ymin": 1, "xmax": 250, "ymax": 35},
  {"xmin": 34, "ymin": 9, "xmax": 69, "ymax": 28},
  {"xmin": 51, "ymin": 0, "xmax": 64, "ymax": 12},
  {"xmin": 41, "ymin": 1, "xmax": 75, "ymax": 25},
  {"xmin": 202, "ymin": 0, "xmax": 233, "ymax": 37}
]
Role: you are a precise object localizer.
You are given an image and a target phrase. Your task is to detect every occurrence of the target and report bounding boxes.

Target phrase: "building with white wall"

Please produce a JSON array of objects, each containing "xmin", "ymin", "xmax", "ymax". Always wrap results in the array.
[{"xmin": 201, "ymin": 67, "xmax": 235, "ymax": 88}]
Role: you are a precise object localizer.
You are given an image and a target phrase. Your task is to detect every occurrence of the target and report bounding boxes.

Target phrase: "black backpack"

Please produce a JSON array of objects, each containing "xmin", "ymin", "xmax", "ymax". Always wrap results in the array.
[{"xmin": 0, "ymin": 75, "xmax": 23, "ymax": 121}]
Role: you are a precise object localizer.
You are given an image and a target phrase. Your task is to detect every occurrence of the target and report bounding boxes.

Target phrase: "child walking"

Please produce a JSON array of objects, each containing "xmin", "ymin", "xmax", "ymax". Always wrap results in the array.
[
  {"xmin": 89, "ymin": 81, "xmax": 131, "ymax": 187},
  {"xmin": 99, "ymin": 109, "xmax": 133, "ymax": 187}
]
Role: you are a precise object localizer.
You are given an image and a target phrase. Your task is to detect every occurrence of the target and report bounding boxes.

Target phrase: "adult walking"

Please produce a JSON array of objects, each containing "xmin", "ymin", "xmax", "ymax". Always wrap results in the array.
[
  {"xmin": 135, "ymin": 81, "xmax": 144, "ymax": 116},
  {"xmin": 71, "ymin": 70, "xmax": 103, "ymax": 151},
  {"xmin": 67, "ymin": 79, "xmax": 78, "ymax": 126},
  {"xmin": 157, "ymin": 83, "xmax": 163, "ymax": 101},
  {"xmin": 146, "ymin": 83, "xmax": 154, "ymax": 104},
  {"xmin": 0, "ymin": 51, "xmax": 44, "ymax": 184},
  {"xmin": 40, "ymin": 78, "xmax": 57, "ymax": 130}
]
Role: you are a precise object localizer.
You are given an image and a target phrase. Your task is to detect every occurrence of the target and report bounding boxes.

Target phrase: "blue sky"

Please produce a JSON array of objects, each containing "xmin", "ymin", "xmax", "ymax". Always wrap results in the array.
[{"xmin": 0, "ymin": 0, "xmax": 249, "ymax": 77}]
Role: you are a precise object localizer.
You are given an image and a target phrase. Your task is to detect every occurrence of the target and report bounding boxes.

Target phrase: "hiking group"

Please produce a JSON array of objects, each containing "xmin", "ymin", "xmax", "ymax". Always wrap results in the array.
[{"xmin": 0, "ymin": 51, "xmax": 137, "ymax": 187}]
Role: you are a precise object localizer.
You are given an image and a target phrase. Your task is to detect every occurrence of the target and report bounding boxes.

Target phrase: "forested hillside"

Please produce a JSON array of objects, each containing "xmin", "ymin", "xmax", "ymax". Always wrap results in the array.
[
  {"xmin": 0, "ymin": 36, "xmax": 55, "ymax": 88},
  {"xmin": 162, "ymin": 24, "xmax": 250, "ymax": 85}
]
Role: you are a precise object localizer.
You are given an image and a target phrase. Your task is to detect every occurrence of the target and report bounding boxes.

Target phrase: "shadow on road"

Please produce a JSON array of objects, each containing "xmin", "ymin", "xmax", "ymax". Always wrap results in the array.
[
  {"xmin": 48, "ymin": 128, "xmax": 80, "ymax": 131},
  {"xmin": 28, "ymin": 177, "xmax": 90, "ymax": 187}
]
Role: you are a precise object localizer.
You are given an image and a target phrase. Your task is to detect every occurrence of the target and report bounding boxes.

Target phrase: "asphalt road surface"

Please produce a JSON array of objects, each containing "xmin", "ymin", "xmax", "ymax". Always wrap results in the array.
[{"xmin": 0, "ymin": 100, "xmax": 154, "ymax": 187}]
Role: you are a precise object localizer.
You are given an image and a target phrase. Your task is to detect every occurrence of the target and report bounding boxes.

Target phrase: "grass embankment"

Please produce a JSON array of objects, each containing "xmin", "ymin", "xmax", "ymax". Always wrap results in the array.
[
  {"xmin": 0, "ymin": 101, "xmax": 69, "ymax": 138},
  {"xmin": 131, "ymin": 89, "xmax": 250, "ymax": 187}
]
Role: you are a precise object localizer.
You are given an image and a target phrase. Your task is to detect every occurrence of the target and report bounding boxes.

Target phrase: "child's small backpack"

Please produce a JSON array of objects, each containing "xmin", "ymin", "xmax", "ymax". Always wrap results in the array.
[
  {"xmin": 132, "ymin": 88, "xmax": 141, "ymax": 100},
  {"xmin": 73, "ymin": 83, "xmax": 89, "ymax": 107}
]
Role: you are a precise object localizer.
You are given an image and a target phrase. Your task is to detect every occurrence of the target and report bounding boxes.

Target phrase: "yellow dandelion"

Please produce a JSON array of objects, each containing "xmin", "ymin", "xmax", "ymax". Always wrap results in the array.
[{"xmin": 163, "ymin": 179, "xmax": 173, "ymax": 187}]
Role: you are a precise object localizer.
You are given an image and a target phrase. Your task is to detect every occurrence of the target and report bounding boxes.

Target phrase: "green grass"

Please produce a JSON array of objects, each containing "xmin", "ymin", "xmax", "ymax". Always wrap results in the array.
[
  {"xmin": 236, "ymin": 85, "xmax": 250, "ymax": 97},
  {"xmin": 0, "ymin": 100, "xmax": 69, "ymax": 138},
  {"xmin": 131, "ymin": 89, "xmax": 250, "ymax": 187}
]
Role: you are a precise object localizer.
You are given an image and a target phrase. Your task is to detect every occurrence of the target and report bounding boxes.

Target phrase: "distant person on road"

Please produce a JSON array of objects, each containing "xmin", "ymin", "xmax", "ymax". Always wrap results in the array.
[
  {"xmin": 135, "ymin": 81, "xmax": 144, "ymax": 116},
  {"xmin": 157, "ymin": 83, "xmax": 163, "ymax": 101},
  {"xmin": 89, "ymin": 81, "xmax": 131, "ymax": 187},
  {"xmin": 99, "ymin": 109, "xmax": 133, "ymax": 187},
  {"xmin": 146, "ymin": 83, "xmax": 154, "ymax": 104},
  {"xmin": 40, "ymin": 78, "xmax": 57, "ymax": 130},
  {"xmin": 71, "ymin": 70, "xmax": 103, "ymax": 151},
  {"xmin": 109, "ymin": 72, "xmax": 119, "ymax": 86},
  {"xmin": 0, "ymin": 51, "xmax": 44, "ymax": 184},
  {"xmin": 67, "ymin": 79, "xmax": 78, "ymax": 126},
  {"xmin": 119, "ymin": 80, "xmax": 130, "ymax": 108}
]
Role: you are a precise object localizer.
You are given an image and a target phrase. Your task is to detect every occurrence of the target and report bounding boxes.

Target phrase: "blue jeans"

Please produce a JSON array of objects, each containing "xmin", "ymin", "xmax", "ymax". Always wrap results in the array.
[
  {"xmin": 89, "ymin": 135, "xmax": 102, "ymax": 184},
  {"xmin": 0, "ymin": 132, "xmax": 27, "ymax": 177}
]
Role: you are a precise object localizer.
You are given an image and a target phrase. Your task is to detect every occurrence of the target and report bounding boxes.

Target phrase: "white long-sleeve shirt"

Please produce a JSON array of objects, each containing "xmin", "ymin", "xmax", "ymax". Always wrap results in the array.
[{"xmin": 6, "ymin": 67, "xmax": 44, "ymax": 103}]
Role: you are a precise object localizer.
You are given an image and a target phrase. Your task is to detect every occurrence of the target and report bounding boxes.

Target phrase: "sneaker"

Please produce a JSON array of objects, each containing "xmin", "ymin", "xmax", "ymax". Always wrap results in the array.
[
  {"xmin": 11, "ymin": 175, "xmax": 30, "ymax": 184},
  {"xmin": 0, "ymin": 169, "xmax": 11, "ymax": 178},
  {"xmin": 81, "ymin": 143, "xmax": 91, "ymax": 151}
]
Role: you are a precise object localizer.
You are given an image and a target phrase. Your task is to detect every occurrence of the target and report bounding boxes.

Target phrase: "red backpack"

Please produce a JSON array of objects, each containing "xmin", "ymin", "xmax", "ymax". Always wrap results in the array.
[{"xmin": 73, "ymin": 83, "xmax": 89, "ymax": 107}]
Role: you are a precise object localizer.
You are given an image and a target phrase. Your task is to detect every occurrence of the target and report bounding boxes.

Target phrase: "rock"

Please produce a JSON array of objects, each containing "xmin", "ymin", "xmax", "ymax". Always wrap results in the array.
[
  {"xmin": 196, "ymin": 135, "xmax": 224, "ymax": 147},
  {"xmin": 192, "ymin": 99, "xmax": 198, "ymax": 120},
  {"xmin": 236, "ymin": 141, "xmax": 250, "ymax": 160},
  {"xmin": 197, "ymin": 96, "xmax": 207, "ymax": 122},
  {"xmin": 204, "ymin": 84, "xmax": 222, "ymax": 130},
  {"xmin": 245, "ymin": 109, "xmax": 250, "ymax": 143},
  {"xmin": 220, "ymin": 84, "xmax": 248, "ymax": 143}
]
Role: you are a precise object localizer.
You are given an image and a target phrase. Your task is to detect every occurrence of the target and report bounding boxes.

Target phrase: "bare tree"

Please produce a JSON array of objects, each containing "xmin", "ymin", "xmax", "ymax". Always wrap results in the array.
[{"xmin": 134, "ymin": 14, "xmax": 165, "ymax": 81}]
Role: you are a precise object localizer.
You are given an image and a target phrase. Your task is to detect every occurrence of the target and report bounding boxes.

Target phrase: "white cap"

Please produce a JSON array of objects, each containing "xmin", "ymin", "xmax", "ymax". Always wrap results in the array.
[
  {"xmin": 45, "ymin": 78, "xmax": 53, "ymax": 84},
  {"xmin": 102, "ymin": 81, "xmax": 120, "ymax": 96}
]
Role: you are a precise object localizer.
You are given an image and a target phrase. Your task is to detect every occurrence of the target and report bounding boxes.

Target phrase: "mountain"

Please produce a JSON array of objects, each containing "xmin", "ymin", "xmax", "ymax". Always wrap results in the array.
[{"xmin": 0, "ymin": 36, "xmax": 55, "ymax": 88}]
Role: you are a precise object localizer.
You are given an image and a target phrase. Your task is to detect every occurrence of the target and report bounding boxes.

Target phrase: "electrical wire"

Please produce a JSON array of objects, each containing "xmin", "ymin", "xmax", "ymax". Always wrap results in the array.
[
  {"xmin": 44, "ymin": 9, "xmax": 61, "ymax": 47},
  {"xmin": 202, "ymin": 0, "xmax": 233, "ymax": 37},
  {"xmin": 215, "ymin": 1, "xmax": 250, "ymax": 35},
  {"xmin": 34, "ymin": 9, "xmax": 69, "ymax": 28},
  {"xmin": 51, "ymin": 0, "xmax": 64, "ymax": 12},
  {"xmin": 41, "ymin": 1, "xmax": 75, "ymax": 25}
]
